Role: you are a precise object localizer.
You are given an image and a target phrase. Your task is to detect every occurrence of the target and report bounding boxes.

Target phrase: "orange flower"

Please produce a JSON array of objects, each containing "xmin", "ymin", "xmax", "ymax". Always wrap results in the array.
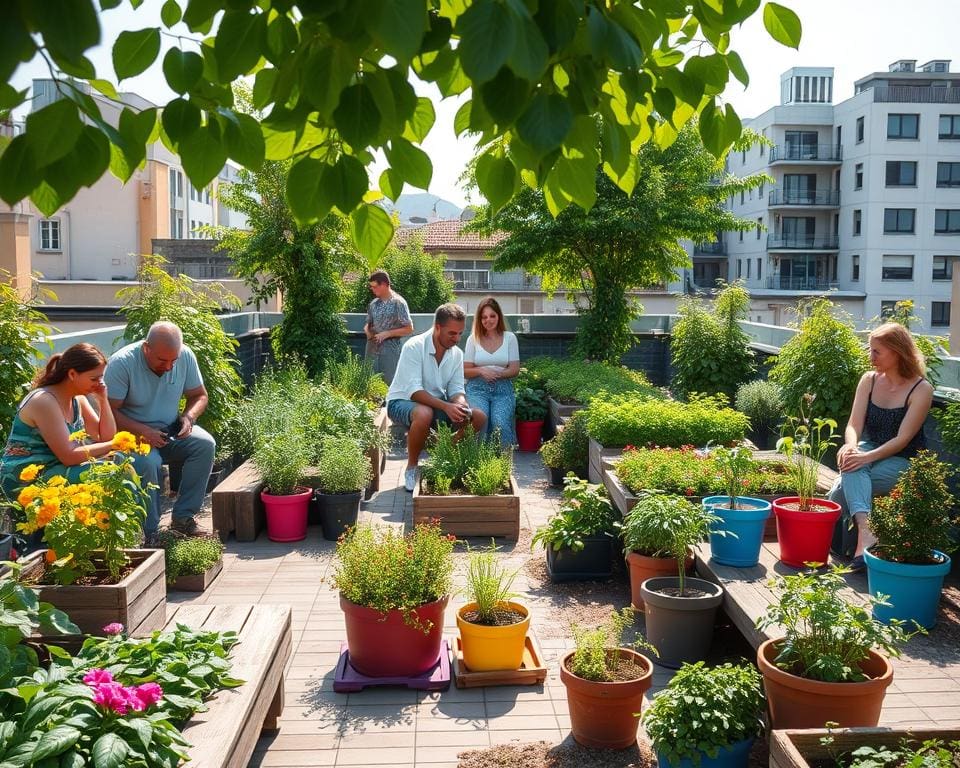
[
  {"xmin": 45, "ymin": 549, "xmax": 58, "ymax": 564},
  {"xmin": 19, "ymin": 464, "xmax": 44, "ymax": 482},
  {"xmin": 111, "ymin": 431, "xmax": 139, "ymax": 453},
  {"xmin": 17, "ymin": 485, "xmax": 40, "ymax": 506}
]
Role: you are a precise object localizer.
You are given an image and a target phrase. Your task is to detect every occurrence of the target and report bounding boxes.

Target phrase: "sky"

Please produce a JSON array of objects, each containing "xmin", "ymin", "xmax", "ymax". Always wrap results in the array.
[{"xmin": 10, "ymin": 0, "xmax": 960, "ymax": 209}]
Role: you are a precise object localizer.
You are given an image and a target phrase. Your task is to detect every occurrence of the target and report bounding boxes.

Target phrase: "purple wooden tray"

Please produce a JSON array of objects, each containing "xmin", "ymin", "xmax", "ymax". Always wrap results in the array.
[{"xmin": 333, "ymin": 640, "xmax": 451, "ymax": 693}]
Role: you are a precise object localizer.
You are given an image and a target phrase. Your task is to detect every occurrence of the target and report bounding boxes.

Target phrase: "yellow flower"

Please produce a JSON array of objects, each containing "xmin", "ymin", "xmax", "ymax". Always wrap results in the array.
[
  {"xmin": 40, "ymin": 487, "xmax": 61, "ymax": 500},
  {"xmin": 136, "ymin": 440, "xmax": 151, "ymax": 456},
  {"xmin": 17, "ymin": 485, "xmax": 40, "ymax": 506},
  {"xmin": 112, "ymin": 431, "xmax": 139, "ymax": 452},
  {"xmin": 19, "ymin": 464, "xmax": 44, "ymax": 482},
  {"xmin": 74, "ymin": 507, "xmax": 92, "ymax": 525},
  {"xmin": 48, "ymin": 475, "xmax": 67, "ymax": 488},
  {"xmin": 68, "ymin": 429, "xmax": 88, "ymax": 442}
]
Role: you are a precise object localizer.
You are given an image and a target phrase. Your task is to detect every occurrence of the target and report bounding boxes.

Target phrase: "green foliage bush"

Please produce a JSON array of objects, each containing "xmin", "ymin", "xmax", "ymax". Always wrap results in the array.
[
  {"xmin": 524, "ymin": 357, "xmax": 663, "ymax": 404},
  {"xmin": 735, "ymin": 379, "xmax": 784, "ymax": 434},
  {"xmin": 569, "ymin": 608, "xmax": 652, "ymax": 682},
  {"xmin": 934, "ymin": 396, "xmax": 960, "ymax": 456},
  {"xmin": 586, "ymin": 393, "xmax": 748, "ymax": 448},
  {"xmin": 255, "ymin": 427, "xmax": 310, "ymax": 495},
  {"xmin": 515, "ymin": 385, "xmax": 547, "ymax": 421},
  {"xmin": 421, "ymin": 425, "xmax": 512, "ymax": 496},
  {"xmin": 540, "ymin": 410, "xmax": 590, "ymax": 470},
  {"xmin": 345, "ymin": 237, "xmax": 454, "ymax": 313},
  {"xmin": 325, "ymin": 352, "xmax": 388, "ymax": 405},
  {"xmin": 160, "ymin": 533, "xmax": 225, "ymax": 582},
  {"xmin": 0, "ymin": 275, "xmax": 51, "ymax": 441},
  {"xmin": 316, "ymin": 435, "xmax": 372, "ymax": 494},
  {"xmin": 532, "ymin": 477, "xmax": 618, "ymax": 552}
]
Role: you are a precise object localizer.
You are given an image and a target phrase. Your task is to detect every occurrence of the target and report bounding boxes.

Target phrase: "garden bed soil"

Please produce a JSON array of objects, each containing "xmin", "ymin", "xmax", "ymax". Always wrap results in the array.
[
  {"xmin": 413, "ymin": 473, "xmax": 520, "ymax": 540},
  {"xmin": 769, "ymin": 727, "xmax": 960, "ymax": 768}
]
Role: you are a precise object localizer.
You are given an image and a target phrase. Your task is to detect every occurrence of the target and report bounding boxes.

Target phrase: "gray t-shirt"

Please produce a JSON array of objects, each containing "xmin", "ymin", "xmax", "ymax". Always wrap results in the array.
[
  {"xmin": 366, "ymin": 294, "xmax": 412, "ymax": 344},
  {"xmin": 104, "ymin": 340, "xmax": 203, "ymax": 428}
]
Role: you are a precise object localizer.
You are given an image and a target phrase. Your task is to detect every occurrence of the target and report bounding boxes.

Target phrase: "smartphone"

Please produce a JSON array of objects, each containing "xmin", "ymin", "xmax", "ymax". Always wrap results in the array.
[{"xmin": 166, "ymin": 417, "xmax": 183, "ymax": 440}]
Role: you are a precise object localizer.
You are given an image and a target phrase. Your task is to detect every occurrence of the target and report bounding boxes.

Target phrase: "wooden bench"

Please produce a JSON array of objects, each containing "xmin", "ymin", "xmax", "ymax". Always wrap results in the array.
[
  {"xmin": 212, "ymin": 458, "xmax": 265, "ymax": 542},
  {"xmin": 167, "ymin": 602, "xmax": 292, "ymax": 768}
]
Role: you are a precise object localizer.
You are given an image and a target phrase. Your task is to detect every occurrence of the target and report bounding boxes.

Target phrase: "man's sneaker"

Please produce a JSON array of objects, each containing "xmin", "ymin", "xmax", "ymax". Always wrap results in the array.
[
  {"xmin": 404, "ymin": 468, "xmax": 417, "ymax": 493},
  {"xmin": 170, "ymin": 516, "xmax": 202, "ymax": 537}
]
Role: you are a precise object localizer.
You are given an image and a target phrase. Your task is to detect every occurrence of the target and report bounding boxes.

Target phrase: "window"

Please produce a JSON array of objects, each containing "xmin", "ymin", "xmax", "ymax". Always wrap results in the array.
[
  {"xmin": 853, "ymin": 209, "xmax": 862, "ymax": 236},
  {"xmin": 881, "ymin": 301, "xmax": 898, "ymax": 318},
  {"xmin": 747, "ymin": 259, "xmax": 752, "ymax": 278},
  {"xmin": 935, "ymin": 209, "xmax": 960, "ymax": 233},
  {"xmin": 933, "ymin": 256, "xmax": 958, "ymax": 280},
  {"xmin": 784, "ymin": 173, "xmax": 817, "ymax": 202},
  {"xmin": 856, "ymin": 116, "xmax": 864, "ymax": 143},
  {"xmin": 885, "ymin": 161, "xmax": 917, "ymax": 187},
  {"xmin": 170, "ymin": 211, "xmax": 183, "ymax": 239},
  {"xmin": 739, "ymin": 230, "xmax": 743, "ymax": 242},
  {"xmin": 737, "ymin": 259, "xmax": 742, "ymax": 278},
  {"xmin": 757, "ymin": 217, "xmax": 762, "ymax": 239},
  {"xmin": 854, "ymin": 163, "xmax": 863, "ymax": 189},
  {"xmin": 785, "ymin": 130, "xmax": 819, "ymax": 159},
  {"xmin": 741, "ymin": 149, "xmax": 746, "ymax": 164},
  {"xmin": 852, "ymin": 255, "xmax": 860, "ymax": 281},
  {"xmin": 836, "ymin": 125, "xmax": 842, "ymax": 147},
  {"xmin": 740, "ymin": 190, "xmax": 744, "ymax": 205},
  {"xmin": 189, "ymin": 185, "xmax": 196, "ymax": 202},
  {"xmin": 757, "ymin": 258, "xmax": 762, "ymax": 280},
  {"xmin": 939, "ymin": 114, "xmax": 960, "ymax": 139},
  {"xmin": 887, "ymin": 113, "xmax": 919, "ymax": 139},
  {"xmin": 932, "ymin": 301, "xmax": 951, "ymax": 327},
  {"xmin": 39, "ymin": 219, "xmax": 60, "ymax": 251},
  {"xmin": 204, "ymin": 188, "xmax": 211, "ymax": 204},
  {"xmin": 883, "ymin": 208, "xmax": 915, "ymax": 233},
  {"xmin": 759, "ymin": 181, "xmax": 764, "ymax": 197},
  {"xmin": 937, "ymin": 162, "xmax": 960, "ymax": 188},
  {"xmin": 881, "ymin": 254, "xmax": 914, "ymax": 280}
]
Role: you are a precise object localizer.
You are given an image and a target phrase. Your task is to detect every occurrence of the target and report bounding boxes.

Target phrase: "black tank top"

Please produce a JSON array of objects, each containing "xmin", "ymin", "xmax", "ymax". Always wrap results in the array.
[{"xmin": 863, "ymin": 373, "xmax": 926, "ymax": 459}]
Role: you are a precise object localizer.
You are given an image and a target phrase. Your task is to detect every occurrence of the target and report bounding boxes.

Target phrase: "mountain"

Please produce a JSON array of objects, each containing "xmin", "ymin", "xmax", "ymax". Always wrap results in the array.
[{"xmin": 382, "ymin": 193, "xmax": 462, "ymax": 224}]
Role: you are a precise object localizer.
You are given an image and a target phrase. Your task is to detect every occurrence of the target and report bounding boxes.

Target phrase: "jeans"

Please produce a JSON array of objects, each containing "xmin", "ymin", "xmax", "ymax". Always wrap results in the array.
[
  {"xmin": 826, "ymin": 441, "xmax": 910, "ymax": 516},
  {"xmin": 465, "ymin": 378, "xmax": 516, "ymax": 447},
  {"xmin": 365, "ymin": 338, "xmax": 403, "ymax": 386},
  {"xmin": 131, "ymin": 425, "xmax": 216, "ymax": 534}
]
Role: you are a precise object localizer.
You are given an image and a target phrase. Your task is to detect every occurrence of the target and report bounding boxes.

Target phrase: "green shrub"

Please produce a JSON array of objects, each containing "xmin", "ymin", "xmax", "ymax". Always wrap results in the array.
[
  {"xmin": 586, "ymin": 393, "xmax": 748, "ymax": 448},
  {"xmin": 532, "ymin": 476, "xmax": 618, "ymax": 552},
  {"xmin": 735, "ymin": 379, "xmax": 784, "ymax": 435},
  {"xmin": 316, "ymin": 435, "xmax": 372, "ymax": 493},
  {"xmin": 344, "ymin": 236, "xmax": 454, "ymax": 313},
  {"xmin": 524, "ymin": 357, "xmax": 663, "ymax": 404},
  {"xmin": 254, "ymin": 427, "xmax": 311, "ymax": 495},
  {"xmin": 934, "ymin": 396, "xmax": 960, "ymax": 456},
  {"xmin": 421, "ymin": 425, "xmax": 513, "ymax": 496},
  {"xmin": 540, "ymin": 410, "xmax": 590, "ymax": 469},
  {"xmin": 160, "ymin": 533, "xmax": 225, "ymax": 582},
  {"xmin": 515, "ymin": 386, "xmax": 547, "ymax": 421},
  {"xmin": 326, "ymin": 352, "xmax": 388, "ymax": 404}
]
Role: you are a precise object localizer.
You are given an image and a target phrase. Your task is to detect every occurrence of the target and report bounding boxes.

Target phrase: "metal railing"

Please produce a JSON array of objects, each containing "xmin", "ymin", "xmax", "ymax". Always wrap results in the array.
[
  {"xmin": 767, "ymin": 235, "xmax": 839, "ymax": 249},
  {"xmin": 161, "ymin": 259, "xmax": 235, "ymax": 279},
  {"xmin": 765, "ymin": 276, "xmax": 838, "ymax": 291},
  {"xmin": 871, "ymin": 86, "xmax": 960, "ymax": 104},
  {"xmin": 693, "ymin": 242, "xmax": 726, "ymax": 255},
  {"xmin": 768, "ymin": 189, "xmax": 840, "ymax": 206},
  {"xmin": 769, "ymin": 144, "xmax": 842, "ymax": 162}
]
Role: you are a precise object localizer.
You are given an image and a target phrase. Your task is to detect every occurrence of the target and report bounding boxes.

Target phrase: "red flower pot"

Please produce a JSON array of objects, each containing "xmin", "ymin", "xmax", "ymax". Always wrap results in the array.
[
  {"xmin": 340, "ymin": 593, "xmax": 448, "ymax": 677},
  {"xmin": 261, "ymin": 487, "xmax": 312, "ymax": 542},
  {"xmin": 516, "ymin": 420, "xmax": 544, "ymax": 452},
  {"xmin": 773, "ymin": 496, "xmax": 842, "ymax": 567}
]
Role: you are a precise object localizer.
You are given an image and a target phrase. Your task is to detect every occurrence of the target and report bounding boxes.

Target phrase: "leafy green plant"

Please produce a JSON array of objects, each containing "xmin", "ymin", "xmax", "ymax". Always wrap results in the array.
[
  {"xmin": 539, "ymin": 410, "xmax": 590, "ymax": 470},
  {"xmin": 345, "ymin": 236, "xmax": 455, "ymax": 313},
  {"xmin": 464, "ymin": 455, "xmax": 512, "ymax": 496},
  {"xmin": 316, "ymin": 435, "xmax": 372, "ymax": 494},
  {"xmin": 869, "ymin": 450, "xmax": 957, "ymax": 565},
  {"xmin": 462, "ymin": 545, "xmax": 520, "ymax": 624},
  {"xmin": 642, "ymin": 661, "xmax": 765, "ymax": 766},
  {"xmin": 769, "ymin": 299, "xmax": 870, "ymax": 426},
  {"xmin": 776, "ymin": 394, "xmax": 839, "ymax": 509},
  {"xmin": 515, "ymin": 386, "xmax": 547, "ymax": 422},
  {"xmin": 118, "ymin": 254, "xmax": 243, "ymax": 441},
  {"xmin": 532, "ymin": 477, "xmax": 618, "ymax": 552},
  {"xmin": 838, "ymin": 737, "xmax": 960, "ymax": 768},
  {"xmin": 332, "ymin": 522, "xmax": 454, "ymax": 632},
  {"xmin": 159, "ymin": 532, "xmax": 225, "ymax": 582},
  {"xmin": 757, "ymin": 567, "xmax": 915, "ymax": 683},
  {"xmin": 524, "ymin": 357, "xmax": 664, "ymax": 404},
  {"xmin": 735, "ymin": 379, "xmax": 785, "ymax": 442},
  {"xmin": 421, "ymin": 425, "xmax": 513, "ymax": 496},
  {"xmin": 254, "ymin": 426, "xmax": 310, "ymax": 495},
  {"xmin": 325, "ymin": 352, "xmax": 388, "ymax": 405},
  {"xmin": 586, "ymin": 393, "xmax": 749, "ymax": 448},
  {"xmin": 712, "ymin": 444, "xmax": 756, "ymax": 505},
  {"xmin": 568, "ymin": 608, "xmax": 654, "ymax": 682},
  {"xmin": 620, "ymin": 492, "xmax": 719, "ymax": 593}
]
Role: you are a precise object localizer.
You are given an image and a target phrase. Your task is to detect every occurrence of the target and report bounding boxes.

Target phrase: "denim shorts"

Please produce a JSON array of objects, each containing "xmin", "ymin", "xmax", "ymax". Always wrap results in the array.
[{"xmin": 387, "ymin": 398, "xmax": 454, "ymax": 428}]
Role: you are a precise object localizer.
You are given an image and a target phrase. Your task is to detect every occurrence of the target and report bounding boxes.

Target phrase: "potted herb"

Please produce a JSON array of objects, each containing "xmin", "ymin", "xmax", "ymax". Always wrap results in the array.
[
  {"xmin": 314, "ymin": 435, "xmax": 373, "ymax": 541},
  {"xmin": 255, "ymin": 427, "xmax": 312, "ymax": 543},
  {"xmin": 539, "ymin": 410, "xmax": 590, "ymax": 485},
  {"xmin": 703, "ymin": 445, "xmax": 772, "ymax": 567},
  {"xmin": 559, "ymin": 608, "xmax": 654, "ymax": 749},
  {"xmin": 332, "ymin": 521, "xmax": 454, "ymax": 678},
  {"xmin": 864, "ymin": 450, "xmax": 958, "ymax": 629},
  {"xmin": 515, "ymin": 385, "xmax": 547, "ymax": 452},
  {"xmin": 774, "ymin": 394, "xmax": 842, "ymax": 567},
  {"xmin": 531, "ymin": 476, "xmax": 619, "ymax": 581},
  {"xmin": 735, "ymin": 379, "xmax": 784, "ymax": 450},
  {"xmin": 160, "ymin": 531, "xmax": 225, "ymax": 592},
  {"xmin": 628, "ymin": 494, "xmax": 725, "ymax": 667},
  {"xmin": 756, "ymin": 566, "xmax": 914, "ymax": 729},
  {"xmin": 643, "ymin": 661, "xmax": 765, "ymax": 768},
  {"xmin": 456, "ymin": 545, "xmax": 529, "ymax": 672}
]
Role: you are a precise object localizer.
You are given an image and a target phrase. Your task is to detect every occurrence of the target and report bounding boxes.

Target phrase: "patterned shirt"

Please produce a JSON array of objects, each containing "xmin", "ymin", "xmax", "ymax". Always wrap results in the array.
[{"xmin": 366, "ymin": 293, "xmax": 412, "ymax": 346}]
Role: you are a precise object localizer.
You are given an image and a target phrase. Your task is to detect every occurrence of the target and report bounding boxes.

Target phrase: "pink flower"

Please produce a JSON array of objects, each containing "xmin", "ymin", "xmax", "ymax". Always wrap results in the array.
[
  {"xmin": 102, "ymin": 623, "xmax": 124, "ymax": 636},
  {"xmin": 92, "ymin": 681, "xmax": 131, "ymax": 715},
  {"xmin": 83, "ymin": 668, "xmax": 114, "ymax": 685},
  {"xmin": 132, "ymin": 683, "xmax": 163, "ymax": 708}
]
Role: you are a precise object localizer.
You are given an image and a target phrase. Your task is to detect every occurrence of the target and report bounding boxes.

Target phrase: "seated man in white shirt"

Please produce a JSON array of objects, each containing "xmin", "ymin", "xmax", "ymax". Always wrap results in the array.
[{"xmin": 386, "ymin": 303, "xmax": 487, "ymax": 492}]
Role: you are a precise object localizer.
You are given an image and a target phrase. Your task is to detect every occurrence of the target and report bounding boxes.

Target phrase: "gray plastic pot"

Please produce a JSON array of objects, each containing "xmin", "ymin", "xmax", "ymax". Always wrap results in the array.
[{"xmin": 640, "ymin": 576, "xmax": 724, "ymax": 668}]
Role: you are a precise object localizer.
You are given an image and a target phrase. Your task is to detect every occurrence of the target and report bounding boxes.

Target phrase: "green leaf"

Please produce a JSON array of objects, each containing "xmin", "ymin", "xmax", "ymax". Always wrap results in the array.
[
  {"xmin": 457, "ymin": 0, "xmax": 516, "ymax": 83},
  {"xmin": 163, "ymin": 49, "xmax": 204, "ymax": 94},
  {"xmin": 31, "ymin": 726, "xmax": 81, "ymax": 762},
  {"xmin": 350, "ymin": 204, "xmax": 394, "ymax": 265},
  {"xmin": 508, "ymin": 17, "xmax": 548, "ymax": 81},
  {"xmin": 183, "ymin": 0, "xmax": 219, "ymax": 31},
  {"xmin": 221, "ymin": 112, "xmax": 265, "ymax": 170},
  {"xmin": 726, "ymin": 50, "xmax": 749, "ymax": 88},
  {"xmin": 178, "ymin": 121, "xmax": 227, "ymax": 189},
  {"xmin": 59, "ymin": 750, "xmax": 86, "ymax": 768},
  {"xmin": 762, "ymin": 2, "xmax": 802, "ymax": 49},
  {"xmin": 112, "ymin": 28, "xmax": 161, "ymax": 81},
  {"xmin": 0, "ymin": 18, "xmax": 36, "ymax": 84},
  {"xmin": 385, "ymin": 137, "xmax": 432, "ymax": 190},
  {"xmin": 27, "ymin": 0, "xmax": 99, "ymax": 65},
  {"xmin": 100, "ymin": 0, "xmax": 122, "ymax": 8},
  {"xmin": 333, "ymin": 83, "xmax": 381, "ymax": 149},
  {"xmin": 160, "ymin": 0, "xmax": 182, "ymax": 27},
  {"xmin": 402, "ymin": 97, "xmax": 436, "ymax": 143},
  {"xmin": 0, "ymin": 84, "xmax": 27, "ymax": 111},
  {"xmin": 89, "ymin": 79, "xmax": 119, "ymax": 100},
  {"xmin": 35, "ymin": 127, "xmax": 109, "ymax": 211},
  {"xmin": 379, "ymin": 168, "xmax": 404, "ymax": 202},
  {"xmin": 684, "ymin": 54, "xmax": 729, "ymax": 93},
  {"xmin": 555, "ymin": 155, "xmax": 598, "ymax": 211},
  {"xmin": 480, "ymin": 68, "xmax": 530, "ymax": 125},
  {"xmin": 516, "ymin": 91, "xmax": 572, "ymax": 156},
  {"xmin": 302, "ymin": 43, "xmax": 357, "ymax": 118},
  {"xmin": 214, "ymin": 10, "xmax": 266, "ymax": 80},
  {"xmin": 368, "ymin": 0, "xmax": 427, "ymax": 63},
  {"xmin": 92, "ymin": 733, "xmax": 127, "ymax": 768},
  {"xmin": 265, "ymin": 14, "xmax": 298, "ymax": 63},
  {"xmin": 534, "ymin": 0, "xmax": 579, "ymax": 53},
  {"xmin": 252, "ymin": 68, "xmax": 276, "ymax": 110},
  {"xmin": 323, "ymin": 154, "xmax": 369, "ymax": 214},
  {"xmin": 25, "ymin": 98, "xmax": 84, "ymax": 165},
  {"xmin": 162, "ymin": 98, "xmax": 201, "ymax": 142},
  {"xmin": 286, "ymin": 157, "xmax": 330, "ymax": 222},
  {"xmin": 474, "ymin": 153, "xmax": 517, "ymax": 213}
]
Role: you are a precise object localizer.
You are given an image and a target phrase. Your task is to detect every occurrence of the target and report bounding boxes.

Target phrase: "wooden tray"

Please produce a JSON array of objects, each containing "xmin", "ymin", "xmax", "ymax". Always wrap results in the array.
[{"xmin": 453, "ymin": 634, "xmax": 548, "ymax": 688}]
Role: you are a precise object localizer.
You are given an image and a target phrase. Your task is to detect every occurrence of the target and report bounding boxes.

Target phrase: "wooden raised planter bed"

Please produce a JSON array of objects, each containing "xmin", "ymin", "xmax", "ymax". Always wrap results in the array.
[
  {"xmin": 20, "ymin": 548, "xmax": 166, "ymax": 637},
  {"xmin": 169, "ymin": 558, "xmax": 224, "ymax": 592},
  {"xmin": 547, "ymin": 397, "xmax": 584, "ymax": 437},
  {"xmin": 212, "ymin": 458, "xmax": 265, "ymax": 542},
  {"xmin": 364, "ymin": 406, "xmax": 389, "ymax": 499},
  {"xmin": 413, "ymin": 474, "xmax": 521, "ymax": 540},
  {"xmin": 770, "ymin": 727, "xmax": 960, "ymax": 768},
  {"xmin": 588, "ymin": 437, "xmax": 624, "ymax": 484}
]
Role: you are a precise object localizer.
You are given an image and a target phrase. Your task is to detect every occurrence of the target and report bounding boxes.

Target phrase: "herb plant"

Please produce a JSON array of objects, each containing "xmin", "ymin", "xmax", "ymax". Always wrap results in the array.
[
  {"xmin": 515, "ymin": 386, "xmax": 548, "ymax": 422},
  {"xmin": 643, "ymin": 661, "xmax": 765, "ymax": 765},
  {"xmin": 464, "ymin": 455, "xmax": 512, "ymax": 496},
  {"xmin": 421, "ymin": 425, "xmax": 513, "ymax": 496},
  {"xmin": 712, "ymin": 444, "xmax": 756, "ymax": 505},
  {"xmin": 842, "ymin": 738, "xmax": 960, "ymax": 768},
  {"xmin": 776, "ymin": 394, "xmax": 839, "ymax": 509},
  {"xmin": 462, "ymin": 545, "xmax": 521, "ymax": 624},
  {"xmin": 735, "ymin": 379, "xmax": 784, "ymax": 445},
  {"xmin": 254, "ymin": 426, "xmax": 310, "ymax": 496},
  {"xmin": 532, "ymin": 477, "xmax": 618, "ymax": 552},
  {"xmin": 325, "ymin": 352, "xmax": 388, "ymax": 405},
  {"xmin": 160, "ymin": 532, "xmax": 225, "ymax": 582},
  {"xmin": 539, "ymin": 410, "xmax": 590, "ymax": 470},
  {"xmin": 316, "ymin": 435, "xmax": 372, "ymax": 494},
  {"xmin": 524, "ymin": 357, "xmax": 664, "ymax": 404},
  {"xmin": 569, "ymin": 608, "xmax": 653, "ymax": 682}
]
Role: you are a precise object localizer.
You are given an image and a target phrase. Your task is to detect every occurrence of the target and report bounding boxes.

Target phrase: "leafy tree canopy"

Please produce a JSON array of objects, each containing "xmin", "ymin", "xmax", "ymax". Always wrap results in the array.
[{"xmin": 0, "ymin": 0, "xmax": 800, "ymax": 261}]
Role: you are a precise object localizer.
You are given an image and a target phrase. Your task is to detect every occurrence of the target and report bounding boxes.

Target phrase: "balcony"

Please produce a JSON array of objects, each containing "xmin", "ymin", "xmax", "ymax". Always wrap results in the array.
[
  {"xmin": 694, "ymin": 241, "xmax": 726, "ymax": 256},
  {"xmin": 870, "ymin": 86, "xmax": 960, "ymax": 104},
  {"xmin": 765, "ymin": 276, "xmax": 838, "ymax": 291},
  {"xmin": 767, "ymin": 235, "xmax": 839, "ymax": 251},
  {"xmin": 767, "ymin": 189, "xmax": 840, "ymax": 207},
  {"xmin": 768, "ymin": 144, "xmax": 842, "ymax": 163}
]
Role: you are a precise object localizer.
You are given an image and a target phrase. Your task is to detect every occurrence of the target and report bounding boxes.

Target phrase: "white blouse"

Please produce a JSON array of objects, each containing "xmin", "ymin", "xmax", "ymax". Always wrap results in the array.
[{"xmin": 464, "ymin": 332, "xmax": 519, "ymax": 373}]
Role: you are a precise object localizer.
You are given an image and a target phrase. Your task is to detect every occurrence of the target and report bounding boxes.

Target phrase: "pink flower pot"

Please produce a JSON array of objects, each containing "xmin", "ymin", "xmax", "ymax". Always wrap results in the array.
[{"xmin": 261, "ymin": 487, "xmax": 311, "ymax": 542}]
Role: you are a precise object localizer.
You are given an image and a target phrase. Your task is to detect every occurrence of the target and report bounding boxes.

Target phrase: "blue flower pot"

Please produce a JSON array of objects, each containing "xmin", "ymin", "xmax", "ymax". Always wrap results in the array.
[
  {"xmin": 656, "ymin": 737, "xmax": 754, "ymax": 768},
  {"xmin": 864, "ymin": 548, "xmax": 952, "ymax": 629},
  {"xmin": 703, "ymin": 496, "xmax": 772, "ymax": 567}
]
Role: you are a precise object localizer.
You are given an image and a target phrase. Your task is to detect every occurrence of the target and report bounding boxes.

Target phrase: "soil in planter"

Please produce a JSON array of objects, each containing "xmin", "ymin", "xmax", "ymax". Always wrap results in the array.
[
  {"xmin": 460, "ymin": 607, "xmax": 527, "ymax": 626},
  {"xmin": 421, "ymin": 482, "xmax": 511, "ymax": 496},
  {"xmin": 648, "ymin": 584, "xmax": 715, "ymax": 599},
  {"xmin": 564, "ymin": 653, "xmax": 649, "ymax": 683},
  {"xmin": 22, "ymin": 560, "xmax": 137, "ymax": 587},
  {"xmin": 777, "ymin": 500, "xmax": 839, "ymax": 513}
]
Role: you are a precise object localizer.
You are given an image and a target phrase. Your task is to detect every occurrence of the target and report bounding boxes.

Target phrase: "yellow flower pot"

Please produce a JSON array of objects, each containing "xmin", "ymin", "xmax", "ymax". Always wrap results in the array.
[{"xmin": 456, "ymin": 601, "xmax": 530, "ymax": 672}]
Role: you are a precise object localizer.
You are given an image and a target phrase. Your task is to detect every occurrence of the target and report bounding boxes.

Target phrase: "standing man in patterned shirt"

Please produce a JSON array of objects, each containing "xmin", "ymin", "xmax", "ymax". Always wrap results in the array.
[{"xmin": 364, "ymin": 270, "xmax": 414, "ymax": 385}]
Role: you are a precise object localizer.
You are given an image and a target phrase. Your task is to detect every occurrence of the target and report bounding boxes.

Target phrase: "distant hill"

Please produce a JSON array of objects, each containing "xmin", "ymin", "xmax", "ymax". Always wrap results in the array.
[{"xmin": 382, "ymin": 193, "xmax": 462, "ymax": 224}]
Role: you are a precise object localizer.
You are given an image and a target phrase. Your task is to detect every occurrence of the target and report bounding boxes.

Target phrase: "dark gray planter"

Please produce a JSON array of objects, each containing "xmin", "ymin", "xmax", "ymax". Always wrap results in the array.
[
  {"xmin": 545, "ymin": 535, "xmax": 615, "ymax": 581},
  {"xmin": 0, "ymin": 533, "xmax": 13, "ymax": 562},
  {"xmin": 317, "ymin": 490, "xmax": 362, "ymax": 541},
  {"xmin": 640, "ymin": 576, "xmax": 724, "ymax": 668}
]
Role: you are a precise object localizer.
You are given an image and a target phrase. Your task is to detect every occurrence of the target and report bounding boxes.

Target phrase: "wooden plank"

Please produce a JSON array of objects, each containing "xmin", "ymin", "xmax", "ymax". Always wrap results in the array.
[
  {"xmin": 169, "ymin": 559, "xmax": 223, "ymax": 592},
  {"xmin": 212, "ymin": 459, "xmax": 265, "ymax": 541},
  {"xmin": 588, "ymin": 438, "xmax": 623, "ymax": 484},
  {"xmin": 164, "ymin": 603, "xmax": 215, "ymax": 629},
  {"xmin": 770, "ymin": 728, "xmax": 960, "ymax": 768},
  {"xmin": 454, "ymin": 635, "xmax": 547, "ymax": 688},
  {"xmin": 413, "ymin": 476, "xmax": 520, "ymax": 540}
]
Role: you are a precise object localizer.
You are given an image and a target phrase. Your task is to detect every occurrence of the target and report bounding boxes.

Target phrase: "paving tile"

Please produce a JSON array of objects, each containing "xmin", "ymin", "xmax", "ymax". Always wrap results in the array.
[
  {"xmin": 415, "ymin": 730, "xmax": 490, "ymax": 747},
  {"xmin": 485, "ymin": 699, "xmax": 556, "ymax": 717},
  {"xmin": 339, "ymin": 730, "xmax": 416, "ymax": 748},
  {"xmin": 336, "ymin": 746, "xmax": 416, "ymax": 765},
  {"xmin": 487, "ymin": 714, "xmax": 560, "ymax": 731},
  {"xmin": 248, "ymin": 749, "xmax": 338, "ymax": 766}
]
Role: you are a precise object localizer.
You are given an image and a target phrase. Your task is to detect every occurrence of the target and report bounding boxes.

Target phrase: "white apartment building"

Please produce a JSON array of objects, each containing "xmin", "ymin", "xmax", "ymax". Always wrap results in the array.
[{"xmin": 720, "ymin": 60, "xmax": 960, "ymax": 330}]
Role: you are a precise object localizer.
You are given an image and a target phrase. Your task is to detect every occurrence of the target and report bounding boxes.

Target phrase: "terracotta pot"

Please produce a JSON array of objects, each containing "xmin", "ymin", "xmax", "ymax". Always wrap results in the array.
[
  {"xmin": 457, "ymin": 601, "xmax": 529, "ymax": 672},
  {"xmin": 773, "ymin": 497, "xmax": 842, "ymax": 568},
  {"xmin": 340, "ymin": 593, "xmax": 448, "ymax": 677},
  {"xmin": 560, "ymin": 648, "xmax": 654, "ymax": 748},
  {"xmin": 757, "ymin": 638, "xmax": 893, "ymax": 729},
  {"xmin": 625, "ymin": 550, "xmax": 693, "ymax": 611}
]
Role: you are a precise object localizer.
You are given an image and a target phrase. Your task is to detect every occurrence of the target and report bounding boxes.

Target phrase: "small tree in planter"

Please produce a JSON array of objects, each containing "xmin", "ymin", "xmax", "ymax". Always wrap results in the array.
[
  {"xmin": 560, "ymin": 608, "xmax": 655, "ymax": 749},
  {"xmin": 255, "ymin": 428, "xmax": 312, "ymax": 543},
  {"xmin": 864, "ymin": 450, "xmax": 958, "ymax": 629},
  {"xmin": 704, "ymin": 445, "xmax": 772, "ymax": 567},
  {"xmin": 735, "ymin": 379, "xmax": 784, "ymax": 450},
  {"xmin": 315, "ymin": 435, "xmax": 373, "ymax": 541},
  {"xmin": 532, "ymin": 477, "xmax": 619, "ymax": 581},
  {"xmin": 539, "ymin": 411, "xmax": 590, "ymax": 485},
  {"xmin": 643, "ymin": 661, "xmax": 765, "ymax": 768}
]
